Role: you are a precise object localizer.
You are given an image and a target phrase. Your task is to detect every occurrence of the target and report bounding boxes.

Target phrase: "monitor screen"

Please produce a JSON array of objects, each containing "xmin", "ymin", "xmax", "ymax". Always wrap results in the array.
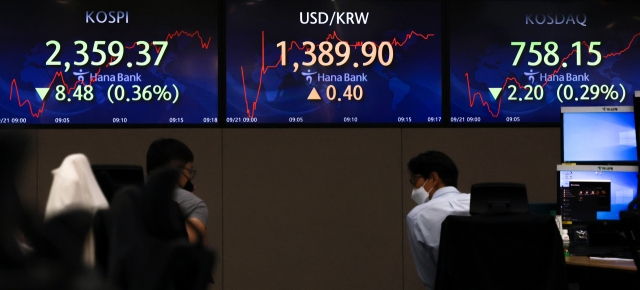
[
  {"xmin": 449, "ymin": 0, "xmax": 637, "ymax": 124},
  {"xmin": 557, "ymin": 165, "xmax": 638, "ymax": 222},
  {"xmin": 562, "ymin": 106, "xmax": 637, "ymax": 163},
  {"xmin": 225, "ymin": 0, "xmax": 442, "ymax": 124},
  {"xmin": 0, "ymin": 0, "xmax": 218, "ymax": 126}
]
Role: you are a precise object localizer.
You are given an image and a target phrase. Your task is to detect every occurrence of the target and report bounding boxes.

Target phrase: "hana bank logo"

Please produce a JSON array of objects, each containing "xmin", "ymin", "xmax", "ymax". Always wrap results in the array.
[
  {"xmin": 524, "ymin": 69, "xmax": 540, "ymax": 84},
  {"xmin": 73, "ymin": 69, "xmax": 90, "ymax": 82},
  {"xmin": 301, "ymin": 69, "xmax": 317, "ymax": 84}
]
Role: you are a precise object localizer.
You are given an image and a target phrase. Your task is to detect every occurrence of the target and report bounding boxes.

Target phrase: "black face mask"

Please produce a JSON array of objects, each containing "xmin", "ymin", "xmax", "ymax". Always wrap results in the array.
[{"xmin": 182, "ymin": 178, "xmax": 194, "ymax": 192}]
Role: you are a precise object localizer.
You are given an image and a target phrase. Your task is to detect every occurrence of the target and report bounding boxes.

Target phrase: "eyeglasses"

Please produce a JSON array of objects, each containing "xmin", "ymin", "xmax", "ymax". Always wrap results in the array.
[
  {"xmin": 409, "ymin": 175, "xmax": 423, "ymax": 186},
  {"xmin": 179, "ymin": 167, "xmax": 197, "ymax": 179}
]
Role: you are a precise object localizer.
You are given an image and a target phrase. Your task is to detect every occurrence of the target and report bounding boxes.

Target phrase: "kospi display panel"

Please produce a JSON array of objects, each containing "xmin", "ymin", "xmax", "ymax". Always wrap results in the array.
[
  {"xmin": 0, "ymin": 0, "xmax": 218, "ymax": 126},
  {"xmin": 225, "ymin": 0, "xmax": 442, "ymax": 124},
  {"xmin": 450, "ymin": 1, "xmax": 638, "ymax": 124}
]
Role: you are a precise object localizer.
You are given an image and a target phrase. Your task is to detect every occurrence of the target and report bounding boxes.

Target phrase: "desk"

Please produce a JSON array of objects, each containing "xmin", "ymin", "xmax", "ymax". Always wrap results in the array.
[
  {"xmin": 565, "ymin": 256, "xmax": 637, "ymax": 271},
  {"xmin": 565, "ymin": 256, "xmax": 638, "ymax": 289}
]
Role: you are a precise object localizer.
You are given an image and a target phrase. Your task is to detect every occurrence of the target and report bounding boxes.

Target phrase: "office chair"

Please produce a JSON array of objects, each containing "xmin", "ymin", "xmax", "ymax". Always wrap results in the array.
[
  {"xmin": 435, "ymin": 182, "xmax": 568, "ymax": 290},
  {"xmin": 435, "ymin": 214, "xmax": 568, "ymax": 290},
  {"xmin": 105, "ymin": 168, "xmax": 213, "ymax": 290},
  {"xmin": 469, "ymin": 182, "xmax": 529, "ymax": 215},
  {"xmin": 91, "ymin": 164, "xmax": 145, "ymax": 274},
  {"xmin": 92, "ymin": 164, "xmax": 145, "ymax": 203}
]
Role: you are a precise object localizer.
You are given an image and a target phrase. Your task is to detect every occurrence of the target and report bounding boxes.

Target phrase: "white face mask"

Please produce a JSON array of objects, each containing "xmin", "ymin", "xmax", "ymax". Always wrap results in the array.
[{"xmin": 411, "ymin": 182, "xmax": 434, "ymax": 204}]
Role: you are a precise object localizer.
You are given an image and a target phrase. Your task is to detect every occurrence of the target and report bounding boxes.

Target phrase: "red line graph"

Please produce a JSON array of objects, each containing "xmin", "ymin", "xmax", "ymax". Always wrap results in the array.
[
  {"xmin": 7, "ymin": 30, "xmax": 210, "ymax": 118},
  {"xmin": 240, "ymin": 30, "xmax": 436, "ymax": 118},
  {"xmin": 319, "ymin": 30, "xmax": 433, "ymax": 49},
  {"xmin": 465, "ymin": 32, "xmax": 640, "ymax": 118},
  {"xmin": 163, "ymin": 30, "xmax": 212, "ymax": 50},
  {"xmin": 9, "ymin": 79, "xmax": 44, "ymax": 118}
]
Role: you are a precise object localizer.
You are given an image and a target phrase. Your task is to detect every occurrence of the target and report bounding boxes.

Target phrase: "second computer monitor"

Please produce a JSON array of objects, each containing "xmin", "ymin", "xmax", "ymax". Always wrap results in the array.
[{"xmin": 557, "ymin": 164, "xmax": 638, "ymax": 222}]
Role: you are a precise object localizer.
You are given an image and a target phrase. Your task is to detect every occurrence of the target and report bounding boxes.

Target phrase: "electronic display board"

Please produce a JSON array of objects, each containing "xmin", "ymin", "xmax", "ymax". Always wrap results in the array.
[
  {"xmin": 225, "ymin": 0, "xmax": 442, "ymax": 124},
  {"xmin": 0, "ymin": 0, "xmax": 218, "ymax": 125},
  {"xmin": 450, "ymin": 1, "xmax": 638, "ymax": 124}
]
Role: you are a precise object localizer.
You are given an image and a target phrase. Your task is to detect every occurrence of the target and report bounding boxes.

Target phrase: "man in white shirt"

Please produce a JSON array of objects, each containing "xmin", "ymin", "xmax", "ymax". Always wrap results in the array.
[{"xmin": 406, "ymin": 151, "xmax": 471, "ymax": 290}]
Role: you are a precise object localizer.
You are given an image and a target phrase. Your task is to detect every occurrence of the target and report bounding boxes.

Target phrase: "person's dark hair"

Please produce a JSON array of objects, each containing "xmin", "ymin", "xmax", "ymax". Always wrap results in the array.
[
  {"xmin": 146, "ymin": 138, "xmax": 194, "ymax": 174},
  {"xmin": 407, "ymin": 151, "xmax": 458, "ymax": 187}
]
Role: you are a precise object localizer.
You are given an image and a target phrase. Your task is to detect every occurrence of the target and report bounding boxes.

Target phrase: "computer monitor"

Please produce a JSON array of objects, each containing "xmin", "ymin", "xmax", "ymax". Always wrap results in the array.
[
  {"xmin": 634, "ymin": 91, "xmax": 640, "ymax": 164},
  {"xmin": 92, "ymin": 164, "xmax": 145, "ymax": 202},
  {"xmin": 470, "ymin": 182, "xmax": 529, "ymax": 215},
  {"xmin": 557, "ymin": 164, "xmax": 638, "ymax": 223},
  {"xmin": 561, "ymin": 106, "xmax": 637, "ymax": 164}
]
